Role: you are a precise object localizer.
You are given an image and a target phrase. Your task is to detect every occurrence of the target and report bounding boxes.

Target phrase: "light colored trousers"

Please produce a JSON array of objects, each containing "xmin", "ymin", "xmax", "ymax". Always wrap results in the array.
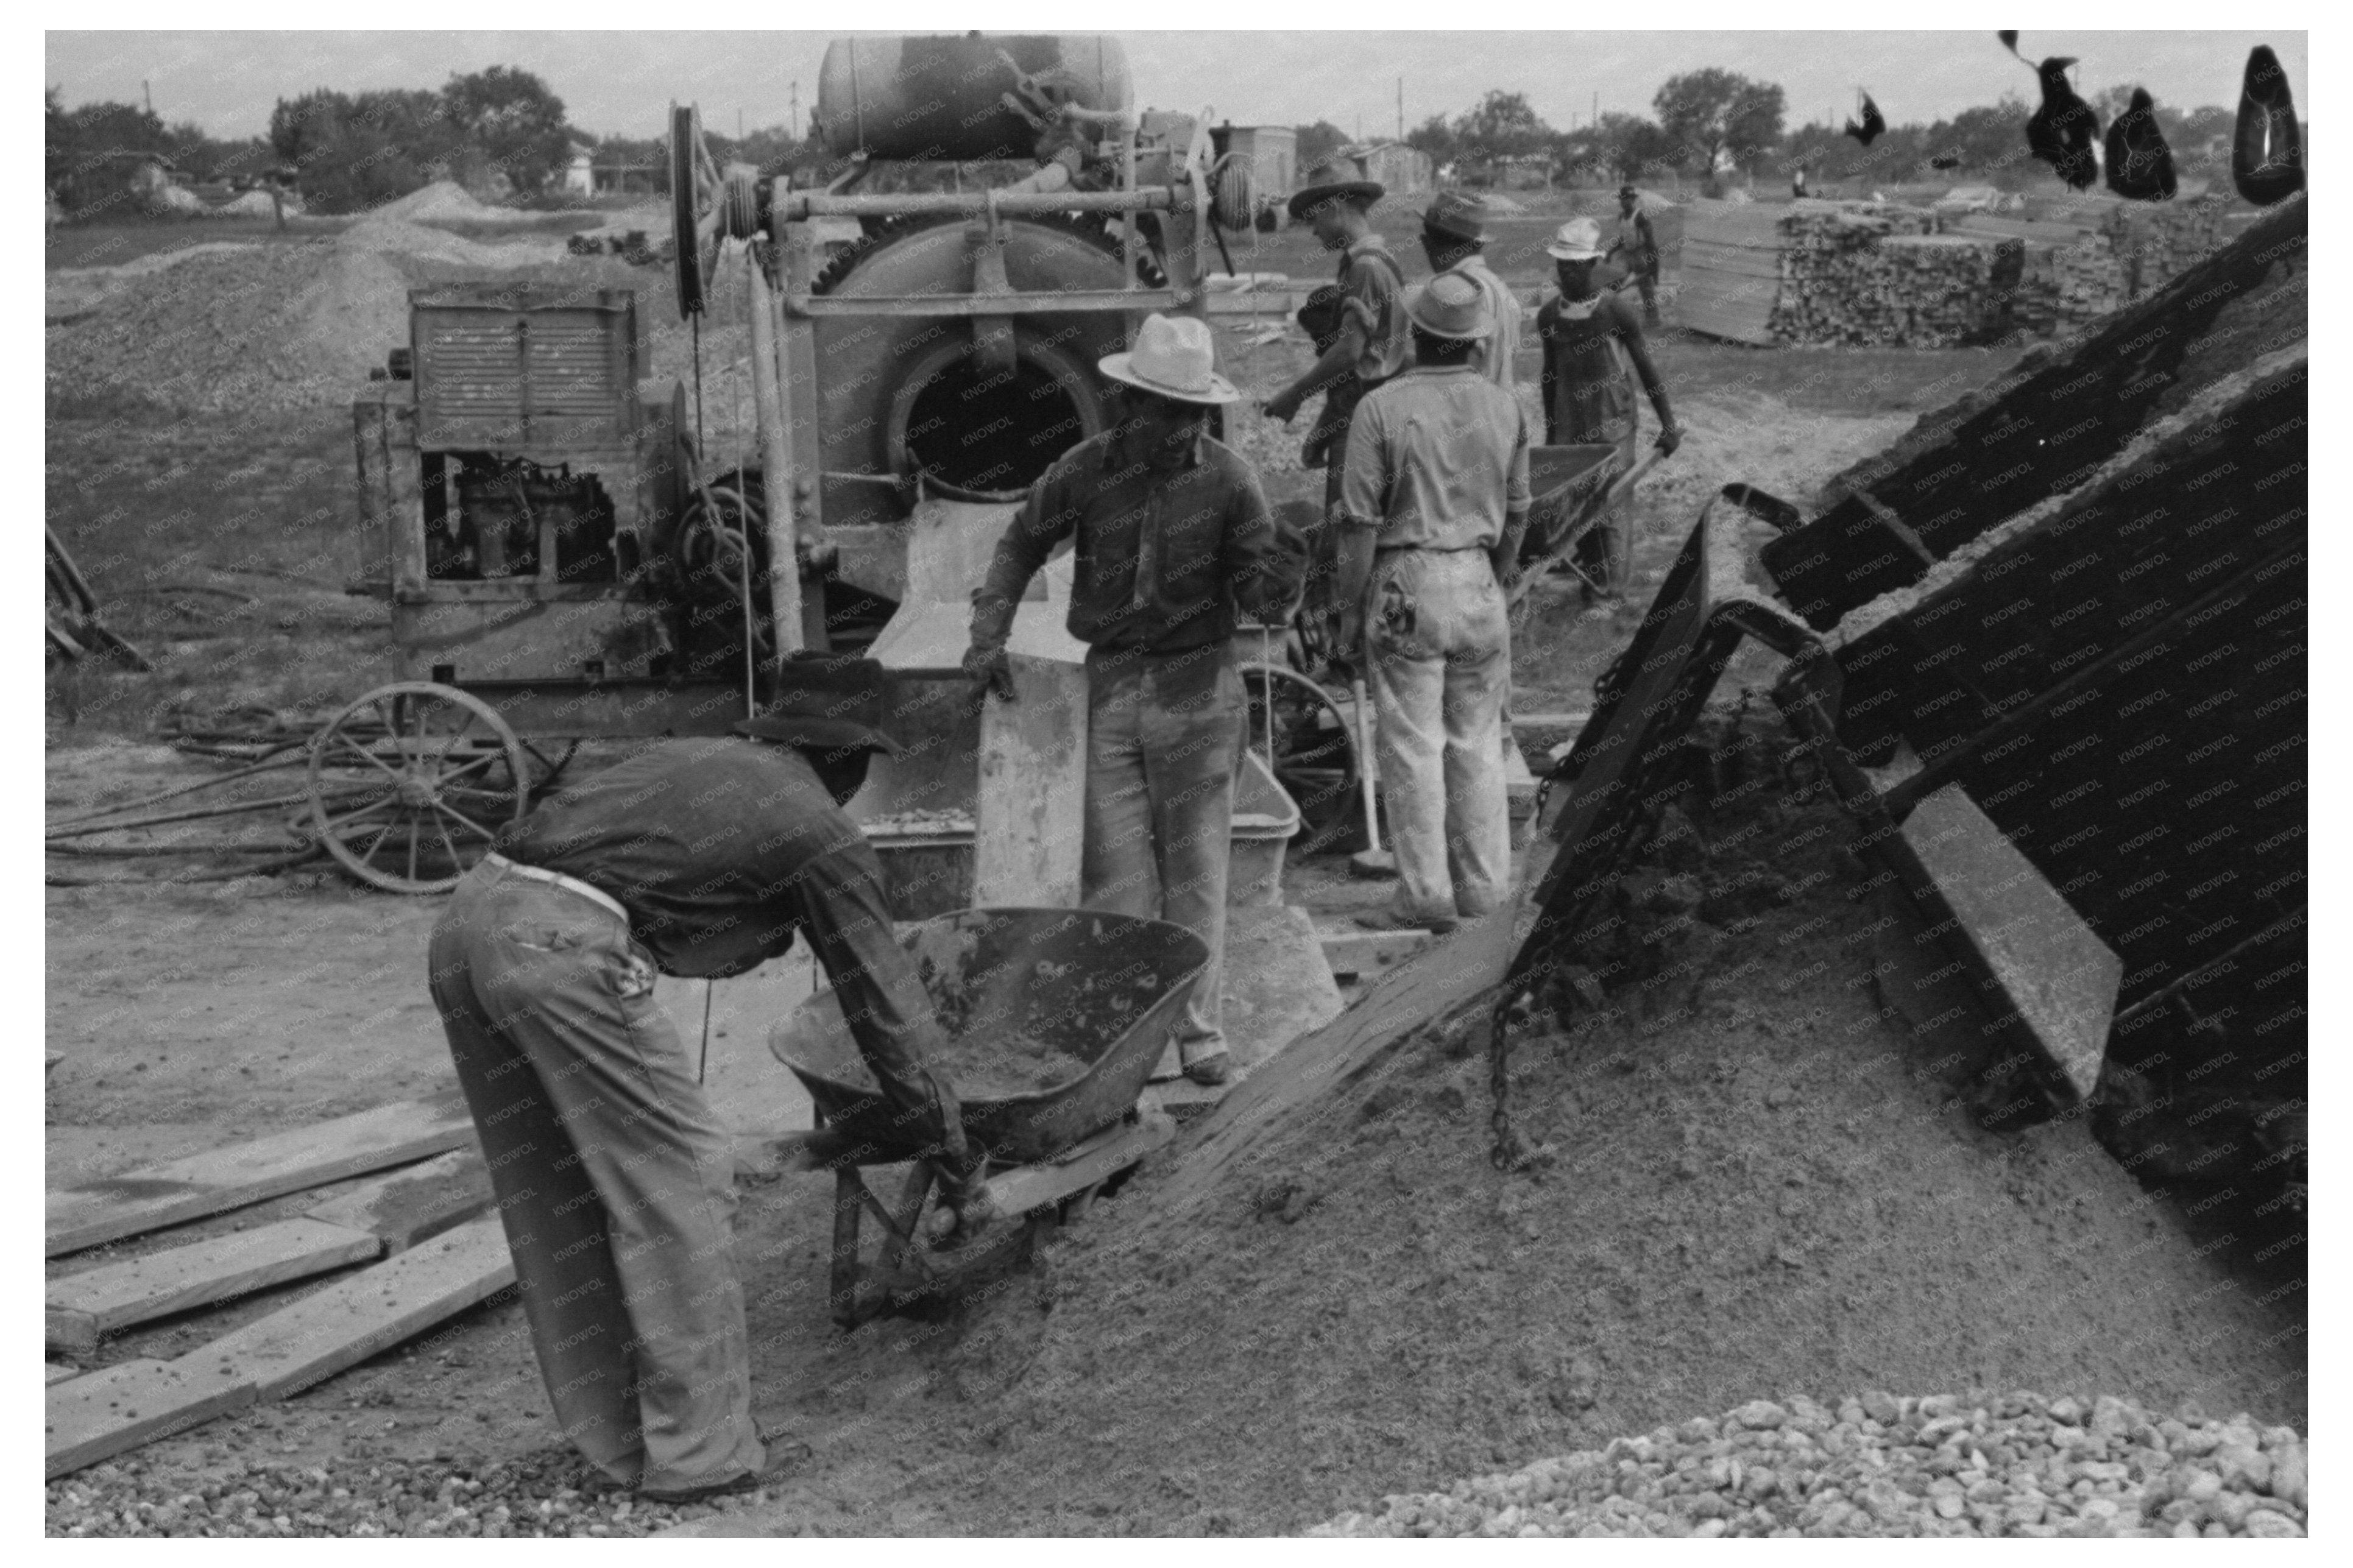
[
  {"xmin": 1365, "ymin": 547, "xmax": 1513, "ymax": 923},
  {"xmin": 428, "ymin": 860, "xmax": 765, "ymax": 1495},
  {"xmin": 1081, "ymin": 645, "xmax": 1241, "ymax": 1058}
]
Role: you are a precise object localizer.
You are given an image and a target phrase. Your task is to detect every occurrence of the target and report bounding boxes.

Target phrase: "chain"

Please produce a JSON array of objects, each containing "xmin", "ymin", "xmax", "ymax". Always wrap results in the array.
[{"xmin": 1487, "ymin": 988, "xmax": 1524, "ymax": 1171}]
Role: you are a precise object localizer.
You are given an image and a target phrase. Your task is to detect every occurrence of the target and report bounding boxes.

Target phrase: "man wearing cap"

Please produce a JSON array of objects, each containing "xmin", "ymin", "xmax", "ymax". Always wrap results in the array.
[
  {"xmin": 965, "ymin": 313, "xmax": 1304, "ymax": 1086},
  {"xmin": 1535, "ymin": 215, "xmax": 1683, "ymax": 598},
  {"xmin": 1421, "ymin": 189, "xmax": 1523, "ymax": 390},
  {"xmin": 1259, "ymin": 155, "xmax": 1411, "ymax": 640},
  {"xmin": 1605, "ymin": 183, "xmax": 1663, "ymax": 327},
  {"xmin": 427, "ymin": 655, "xmax": 983, "ymax": 1502},
  {"xmin": 1334, "ymin": 273, "xmax": 1532, "ymax": 934}
]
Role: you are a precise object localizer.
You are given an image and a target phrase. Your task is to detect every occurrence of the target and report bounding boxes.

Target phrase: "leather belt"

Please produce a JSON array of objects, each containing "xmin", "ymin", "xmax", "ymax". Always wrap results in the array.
[{"xmin": 481, "ymin": 852, "xmax": 629, "ymax": 924}]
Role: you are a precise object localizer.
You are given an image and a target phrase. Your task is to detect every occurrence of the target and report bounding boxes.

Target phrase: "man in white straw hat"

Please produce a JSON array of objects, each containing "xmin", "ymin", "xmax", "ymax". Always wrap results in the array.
[
  {"xmin": 1533, "ymin": 215, "xmax": 1682, "ymax": 599},
  {"xmin": 1335, "ymin": 272, "xmax": 1531, "ymax": 935},
  {"xmin": 965, "ymin": 313, "xmax": 1305, "ymax": 1085},
  {"xmin": 1259, "ymin": 154, "xmax": 1411, "ymax": 648}
]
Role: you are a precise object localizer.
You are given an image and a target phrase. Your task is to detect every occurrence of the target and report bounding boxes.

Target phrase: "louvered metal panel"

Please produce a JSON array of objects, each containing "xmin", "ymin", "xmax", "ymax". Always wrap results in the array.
[{"xmin": 410, "ymin": 286, "xmax": 644, "ymax": 451}]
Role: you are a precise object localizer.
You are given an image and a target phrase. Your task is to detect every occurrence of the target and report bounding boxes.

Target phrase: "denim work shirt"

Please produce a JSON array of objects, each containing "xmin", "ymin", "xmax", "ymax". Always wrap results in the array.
[
  {"xmin": 972, "ymin": 426, "xmax": 1298, "ymax": 662},
  {"xmin": 1340, "ymin": 366, "xmax": 1533, "ymax": 552}
]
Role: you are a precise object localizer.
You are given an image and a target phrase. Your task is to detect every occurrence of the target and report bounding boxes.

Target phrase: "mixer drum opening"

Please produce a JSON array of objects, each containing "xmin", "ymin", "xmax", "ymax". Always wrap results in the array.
[{"xmin": 886, "ymin": 334, "xmax": 1105, "ymax": 500}]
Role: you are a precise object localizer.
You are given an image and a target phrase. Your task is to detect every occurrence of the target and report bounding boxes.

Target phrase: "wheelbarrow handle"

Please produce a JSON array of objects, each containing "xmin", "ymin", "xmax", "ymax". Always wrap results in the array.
[{"xmin": 1508, "ymin": 447, "xmax": 1669, "ymax": 610}]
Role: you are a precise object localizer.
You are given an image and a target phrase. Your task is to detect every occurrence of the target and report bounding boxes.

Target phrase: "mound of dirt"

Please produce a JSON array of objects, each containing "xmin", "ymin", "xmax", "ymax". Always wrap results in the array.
[
  {"xmin": 718, "ymin": 762, "xmax": 2303, "ymax": 1537},
  {"xmin": 367, "ymin": 180, "xmax": 487, "ymax": 222}
]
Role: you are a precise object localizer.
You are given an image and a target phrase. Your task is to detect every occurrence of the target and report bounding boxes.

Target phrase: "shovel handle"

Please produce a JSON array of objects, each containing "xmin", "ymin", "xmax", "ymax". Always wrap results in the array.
[{"xmin": 1351, "ymin": 676, "xmax": 1382, "ymax": 855}]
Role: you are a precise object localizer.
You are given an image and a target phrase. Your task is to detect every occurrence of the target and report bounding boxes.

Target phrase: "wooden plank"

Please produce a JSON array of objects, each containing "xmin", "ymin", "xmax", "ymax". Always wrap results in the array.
[
  {"xmin": 302, "ymin": 1148, "xmax": 493, "ymax": 1252},
  {"xmin": 47, "ymin": 1363, "xmax": 85, "ymax": 1385},
  {"xmin": 45, "ymin": 1219, "xmax": 383, "ymax": 1354},
  {"xmin": 46, "ymin": 1092, "xmax": 475, "ymax": 1258},
  {"xmin": 1680, "ymin": 239, "xmax": 1783, "ymax": 278},
  {"xmin": 1319, "ymin": 928, "xmax": 1432, "ymax": 981},
  {"xmin": 46, "ymin": 1357, "xmax": 258, "ymax": 1480},
  {"xmin": 973, "ymin": 652, "xmax": 1088, "ymax": 908},
  {"xmin": 189, "ymin": 1215, "xmax": 514, "ymax": 1400},
  {"xmin": 982, "ymin": 1115, "xmax": 1175, "ymax": 1216}
]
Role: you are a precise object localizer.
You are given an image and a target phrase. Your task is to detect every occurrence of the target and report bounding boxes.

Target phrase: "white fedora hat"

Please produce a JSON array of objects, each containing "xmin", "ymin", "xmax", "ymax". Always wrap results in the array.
[
  {"xmin": 1098, "ymin": 313, "xmax": 1244, "ymax": 406},
  {"xmin": 1545, "ymin": 216, "xmax": 1608, "ymax": 261}
]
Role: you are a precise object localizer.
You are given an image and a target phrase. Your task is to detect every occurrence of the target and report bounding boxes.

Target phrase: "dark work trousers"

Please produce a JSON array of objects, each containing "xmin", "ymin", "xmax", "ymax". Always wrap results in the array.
[{"xmin": 428, "ymin": 859, "xmax": 765, "ymax": 1495}]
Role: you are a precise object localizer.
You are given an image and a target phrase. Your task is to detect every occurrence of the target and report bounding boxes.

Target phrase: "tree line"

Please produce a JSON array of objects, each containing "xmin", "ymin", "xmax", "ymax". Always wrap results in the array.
[{"xmin": 1398, "ymin": 71, "xmax": 2243, "ymax": 188}]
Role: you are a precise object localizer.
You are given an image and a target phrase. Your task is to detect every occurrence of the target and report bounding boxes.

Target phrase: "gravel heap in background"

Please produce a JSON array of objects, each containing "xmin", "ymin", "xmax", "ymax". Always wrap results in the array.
[
  {"xmin": 1312, "ymin": 1393, "xmax": 2307, "ymax": 1539},
  {"xmin": 46, "ymin": 1447, "xmax": 794, "ymax": 1539}
]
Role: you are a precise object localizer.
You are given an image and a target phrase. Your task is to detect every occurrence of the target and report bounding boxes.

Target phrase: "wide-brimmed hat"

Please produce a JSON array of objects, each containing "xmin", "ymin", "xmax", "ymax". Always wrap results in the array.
[
  {"xmin": 1404, "ymin": 272, "xmax": 1496, "ymax": 341},
  {"xmin": 1618, "ymin": 183, "xmax": 1641, "ymax": 200},
  {"xmin": 1545, "ymin": 216, "xmax": 1607, "ymax": 261},
  {"xmin": 735, "ymin": 651, "xmax": 902, "ymax": 755},
  {"xmin": 1098, "ymin": 313, "xmax": 1243, "ymax": 406},
  {"xmin": 1421, "ymin": 189, "xmax": 1489, "ymax": 244},
  {"xmin": 1287, "ymin": 155, "xmax": 1384, "ymax": 220}
]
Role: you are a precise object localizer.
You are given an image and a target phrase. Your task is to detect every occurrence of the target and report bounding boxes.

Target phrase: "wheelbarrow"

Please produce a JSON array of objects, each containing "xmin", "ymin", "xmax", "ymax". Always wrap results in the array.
[
  {"xmin": 767, "ymin": 906, "xmax": 1208, "ymax": 1326},
  {"xmin": 1512, "ymin": 443, "xmax": 1668, "ymax": 607}
]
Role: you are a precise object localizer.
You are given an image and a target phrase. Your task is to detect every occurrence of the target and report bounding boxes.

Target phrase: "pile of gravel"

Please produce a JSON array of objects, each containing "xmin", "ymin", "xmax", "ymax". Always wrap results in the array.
[
  {"xmin": 1311, "ymin": 1393, "xmax": 2307, "ymax": 1538},
  {"xmin": 45, "ymin": 1448, "xmax": 794, "ymax": 1539}
]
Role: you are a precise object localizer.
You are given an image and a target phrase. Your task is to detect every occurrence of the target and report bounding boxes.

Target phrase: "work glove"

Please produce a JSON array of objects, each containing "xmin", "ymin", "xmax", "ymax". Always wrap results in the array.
[
  {"xmin": 1261, "ymin": 387, "xmax": 1304, "ymax": 425},
  {"xmin": 962, "ymin": 643, "xmax": 1016, "ymax": 707}
]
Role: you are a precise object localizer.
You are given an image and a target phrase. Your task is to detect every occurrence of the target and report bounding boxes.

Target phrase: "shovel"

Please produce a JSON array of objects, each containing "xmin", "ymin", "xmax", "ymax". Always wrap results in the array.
[{"xmin": 1346, "ymin": 669, "xmax": 1394, "ymax": 880}]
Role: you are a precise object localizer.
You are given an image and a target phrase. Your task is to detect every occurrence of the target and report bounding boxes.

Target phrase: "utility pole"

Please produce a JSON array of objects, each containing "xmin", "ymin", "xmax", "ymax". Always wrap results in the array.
[
  {"xmin": 143, "ymin": 79, "xmax": 152, "ymax": 115},
  {"xmin": 1592, "ymin": 90, "xmax": 1598, "ymax": 129},
  {"xmin": 1396, "ymin": 77, "xmax": 1403, "ymax": 142},
  {"xmin": 738, "ymin": 107, "xmax": 745, "ymax": 139},
  {"xmin": 790, "ymin": 80, "xmax": 799, "ymax": 141}
]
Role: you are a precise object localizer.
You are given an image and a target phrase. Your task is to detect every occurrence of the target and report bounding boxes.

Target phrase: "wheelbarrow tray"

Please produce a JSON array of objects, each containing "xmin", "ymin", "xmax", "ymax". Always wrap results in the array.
[
  {"xmin": 770, "ymin": 906, "xmax": 1208, "ymax": 1165},
  {"xmin": 1527, "ymin": 443, "xmax": 1625, "ymax": 547}
]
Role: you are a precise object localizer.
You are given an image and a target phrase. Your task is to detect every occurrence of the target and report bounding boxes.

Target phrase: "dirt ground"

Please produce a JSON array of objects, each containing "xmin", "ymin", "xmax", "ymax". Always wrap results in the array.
[{"xmin": 58, "ymin": 214, "xmax": 2254, "ymax": 1535}]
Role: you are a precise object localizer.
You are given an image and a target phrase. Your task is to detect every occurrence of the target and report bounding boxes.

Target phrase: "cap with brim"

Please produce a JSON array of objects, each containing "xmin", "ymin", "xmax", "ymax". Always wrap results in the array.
[
  {"xmin": 734, "ymin": 652, "xmax": 902, "ymax": 755},
  {"xmin": 1421, "ymin": 190, "xmax": 1488, "ymax": 243}
]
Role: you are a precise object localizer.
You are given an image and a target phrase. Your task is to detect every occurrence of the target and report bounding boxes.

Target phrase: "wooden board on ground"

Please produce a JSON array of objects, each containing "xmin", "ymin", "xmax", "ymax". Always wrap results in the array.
[
  {"xmin": 46, "ymin": 1092, "xmax": 475, "ymax": 1258},
  {"xmin": 302, "ymin": 1147, "xmax": 493, "ymax": 1251},
  {"xmin": 973, "ymin": 651, "xmax": 1088, "ymax": 908},
  {"xmin": 46, "ymin": 1357, "xmax": 258, "ymax": 1480},
  {"xmin": 46, "ymin": 1218, "xmax": 383, "ymax": 1355},
  {"xmin": 188, "ymin": 1214, "xmax": 515, "ymax": 1400},
  {"xmin": 47, "ymin": 1363, "xmax": 84, "ymax": 1385},
  {"xmin": 1319, "ymin": 927, "xmax": 1432, "ymax": 981},
  {"xmin": 982, "ymin": 1114, "xmax": 1175, "ymax": 1216}
]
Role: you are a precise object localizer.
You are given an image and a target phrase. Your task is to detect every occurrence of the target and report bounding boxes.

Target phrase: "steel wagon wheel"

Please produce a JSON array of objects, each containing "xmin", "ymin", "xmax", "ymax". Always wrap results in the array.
[
  {"xmin": 1239, "ymin": 661, "xmax": 1360, "ymax": 855},
  {"xmin": 307, "ymin": 682, "xmax": 531, "ymax": 894}
]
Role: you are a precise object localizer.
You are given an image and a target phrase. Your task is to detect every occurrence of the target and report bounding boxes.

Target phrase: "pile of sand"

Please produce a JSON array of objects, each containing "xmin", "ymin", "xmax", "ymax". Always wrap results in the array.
[
  {"xmin": 720, "ymin": 767, "xmax": 2304, "ymax": 1536},
  {"xmin": 367, "ymin": 180, "xmax": 487, "ymax": 223}
]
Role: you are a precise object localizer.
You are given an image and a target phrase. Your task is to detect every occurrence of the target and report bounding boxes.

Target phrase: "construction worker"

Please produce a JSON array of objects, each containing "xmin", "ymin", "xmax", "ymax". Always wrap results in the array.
[
  {"xmin": 965, "ymin": 313, "xmax": 1305, "ymax": 1086},
  {"xmin": 1534, "ymin": 216, "xmax": 1683, "ymax": 599},
  {"xmin": 427, "ymin": 655, "xmax": 985, "ymax": 1503},
  {"xmin": 1259, "ymin": 155, "xmax": 1410, "ymax": 653},
  {"xmin": 1420, "ymin": 189, "xmax": 1523, "ymax": 390},
  {"xmin": 1336, "ymin": 273, "xmax": 1530, "ymax": 935},
  {"xmin": 1605, "ymin": 183, "xmax": 1663, "ymax": 326}
]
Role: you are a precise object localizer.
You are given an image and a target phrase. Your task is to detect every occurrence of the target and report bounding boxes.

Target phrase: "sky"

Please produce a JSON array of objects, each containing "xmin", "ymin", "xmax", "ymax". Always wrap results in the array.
[{"xmin": 46, "ymin": 23, "xmax": 2309, "ymax": 146}]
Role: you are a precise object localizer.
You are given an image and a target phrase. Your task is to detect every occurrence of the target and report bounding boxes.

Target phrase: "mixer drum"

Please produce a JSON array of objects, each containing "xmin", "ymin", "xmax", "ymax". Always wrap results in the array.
[
  {"xmin": 815, "ymin": 217, "xmax": 1136, "ymax": 514},
  {"xmin": 816, "ymin": 34, "xmax": 1131, "ymax": 163}
]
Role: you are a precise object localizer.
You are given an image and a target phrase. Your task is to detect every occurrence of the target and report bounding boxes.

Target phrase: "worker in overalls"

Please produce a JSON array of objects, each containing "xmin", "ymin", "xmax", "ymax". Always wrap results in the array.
[
  {"xmin": 1335, "ymin": 274, "xmax": 1532, "ymax": 934},
  {"xmin": 427, "ymin": 655, "xmax": 985, "ymax": 1502},
  {"xmin": 966, "ymin": 313, "xmax": 1304, "ymax": 1086},
  {"xmin": 1420, "ymin": 189, "xmax": 1523, "ymax": 390},
  {"xmin": 1605, "ymin": 183, "xmax": 1663, "ymax": 327},
  {"xmin": 1534, "ymin": 216, "xmax": 1683, "ymax": 599},
  {"xmin": 1259, "ymin": 155, "xmax": 1411, "ymax": 652}
]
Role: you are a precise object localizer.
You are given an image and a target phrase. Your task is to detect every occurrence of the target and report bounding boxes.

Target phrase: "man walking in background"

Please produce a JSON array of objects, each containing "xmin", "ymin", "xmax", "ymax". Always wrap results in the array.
[
  {"xmin": 968, "ymin": 313, "xmax": 1304, "ymax": 1086},
  {"xmin": 1334, "ymin": 274, "xmax": 1530, "ymax": 936},
  {"xmin": 1420, "ymin": 189, "xmax": 1523, "ymax": 390},
  {"xmin": 1261, "ymin": 154, "xmax": 1410, "ymax": 651},
  {"xmin": 1606, "ymin": 182, "xmax": 1663, "ymax": 327},
  {"xmin": 1535, "ymin": 216, "xmax": 1683, "ymax": 600}
]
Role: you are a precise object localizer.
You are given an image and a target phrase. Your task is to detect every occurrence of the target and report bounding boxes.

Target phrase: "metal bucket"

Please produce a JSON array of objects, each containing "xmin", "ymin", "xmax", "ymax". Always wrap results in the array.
[{"xmin": 770, "ymin": 906, "xmax": 1207, "ymax": 1164}]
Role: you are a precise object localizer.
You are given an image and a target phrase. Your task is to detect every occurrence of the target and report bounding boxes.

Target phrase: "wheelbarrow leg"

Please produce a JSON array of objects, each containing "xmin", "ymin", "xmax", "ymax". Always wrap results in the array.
[
  {"xmin": 829, "ymin": 1168, "xmax": 863, "ymax": 1328},
  {"xmin": 871, "ymin": 1163, "xmax": 936, "ymax": 1278}
]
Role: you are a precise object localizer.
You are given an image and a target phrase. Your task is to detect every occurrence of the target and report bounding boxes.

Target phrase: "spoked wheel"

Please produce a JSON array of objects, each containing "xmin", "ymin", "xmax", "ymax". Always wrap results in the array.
[
  {"xmin": 306, "ymin": 682, "xmax": 531, "ymax": 894},
  {"xmin": 1239, "ymin": 661, "xmax": 1360, "ymax": 855}
]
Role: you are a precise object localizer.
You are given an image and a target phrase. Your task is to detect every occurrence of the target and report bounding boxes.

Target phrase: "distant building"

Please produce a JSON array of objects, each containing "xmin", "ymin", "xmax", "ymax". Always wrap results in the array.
[
  {"xmin": 1353, "ymin": 141, "xmax": 1434, "ymax": 196},
  {"xmin": 562, "ymin": 143, "xmax": 596, "ymax": 197},
  {"xmin": 1211, "ymin": 124, "xmax": 1298, "ymax": 211}
]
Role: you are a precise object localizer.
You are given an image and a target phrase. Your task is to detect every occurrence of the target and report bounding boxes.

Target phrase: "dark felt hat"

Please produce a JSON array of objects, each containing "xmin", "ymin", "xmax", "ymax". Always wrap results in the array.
[
  {"xmin": 1422, "ymin": 189, "xmax": 1490, "ymax": 243},
  {"xmin": 1288, "ymin": 154, "xmax": 1384, "ymax": 220},
  {"xmin": 734, "ymin": 652, "xmax": 902, "ymax": 755}
]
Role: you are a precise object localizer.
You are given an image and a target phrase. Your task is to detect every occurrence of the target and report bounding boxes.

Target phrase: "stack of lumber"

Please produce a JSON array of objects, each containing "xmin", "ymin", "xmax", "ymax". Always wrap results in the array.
[
  {"xmin": 1770, "ymin": 203, "xmax": 2011, "ymax": 348},
  {"xmin": 44, "ymin": 1095, "xmax": 504, "ymax": 1479},
  {"xmin": 1677, "ymin": 198, "xmax": 1786, "ymax": 345}
]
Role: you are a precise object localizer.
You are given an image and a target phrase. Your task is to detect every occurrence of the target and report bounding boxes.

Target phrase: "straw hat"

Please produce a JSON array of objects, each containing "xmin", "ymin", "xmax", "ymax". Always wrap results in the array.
[
  {"xmin": 1097, "ymin": 313, "xmax": 1243, "ymax": 406},
  {"xmin": 1287, "ymin": 154, "xmax": 1385, "ymax": 220},
  {"xmin": 1404, "ymin": 272, "xmax": 1496, "ymax": 341},
  {"xmin": 1544, "ymin": 216, "xmax": 1608, "ymax": 260}
]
